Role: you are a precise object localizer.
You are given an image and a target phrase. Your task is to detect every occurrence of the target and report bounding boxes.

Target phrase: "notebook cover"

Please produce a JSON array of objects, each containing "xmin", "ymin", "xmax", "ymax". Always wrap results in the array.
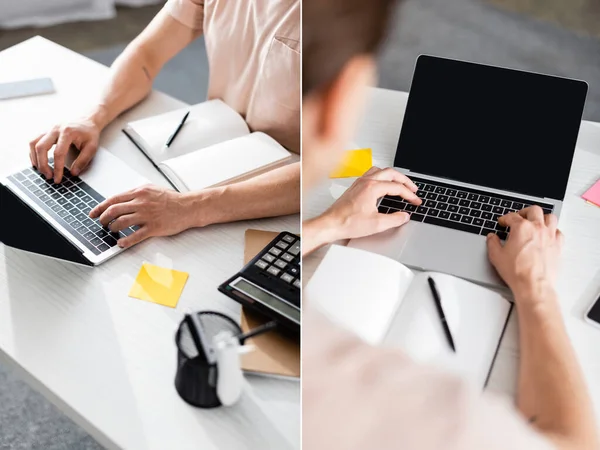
[{"xmin": 241, "ymin": 229, "xmax": 300, "ymax": 378}]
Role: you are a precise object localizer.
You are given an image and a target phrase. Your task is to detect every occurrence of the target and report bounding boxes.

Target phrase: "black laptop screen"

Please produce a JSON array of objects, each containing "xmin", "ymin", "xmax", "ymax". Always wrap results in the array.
[{"xmin": 394, "ymin": 56, "xmax": 588, "ymax": 200}]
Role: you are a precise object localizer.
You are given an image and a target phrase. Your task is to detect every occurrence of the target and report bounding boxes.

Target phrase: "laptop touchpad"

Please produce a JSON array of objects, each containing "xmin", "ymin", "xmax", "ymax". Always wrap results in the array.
[
  {"xmin": 399, "ymin": 223, "xmax": 503, "ymax": 287},
  {"xmin": 74, "ymin": 147, "xmax": 151, "ymax": 200}
]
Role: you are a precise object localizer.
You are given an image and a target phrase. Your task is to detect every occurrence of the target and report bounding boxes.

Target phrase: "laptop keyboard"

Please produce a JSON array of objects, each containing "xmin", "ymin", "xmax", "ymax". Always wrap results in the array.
[
  {"xmin": 378, "ymin": 176, "xmax": 554, "ymax": 240},
  {"xmin": 7, "ymin": 159, "xmax": 139, "ymax": 256}
]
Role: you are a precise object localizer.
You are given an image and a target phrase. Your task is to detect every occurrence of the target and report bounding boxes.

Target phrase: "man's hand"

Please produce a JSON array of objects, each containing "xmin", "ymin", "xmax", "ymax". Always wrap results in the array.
[
  {"xmin": 488, "ymin": 207, "xmax": 600, "ymax": 450},
  {"xmin": 486, "ymin": 206, "xmax": 563, "ymax": 300},
  {"xmin": 29, "ymin": 116, "xmax": 102, "ymax": 183},
  {"xmin": 90, "ymin": 185, "xmax": 194, "ymax": 248},
  {"xmin": 303, "ymin": 167, "xmax": 421, "ymax": 254}
]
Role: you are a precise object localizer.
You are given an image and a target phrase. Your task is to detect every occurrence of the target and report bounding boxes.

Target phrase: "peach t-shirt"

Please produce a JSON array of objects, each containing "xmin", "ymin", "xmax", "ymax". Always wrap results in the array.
[
  {"xmin": 302, "ymin": 307, "xmax": 555, "ymax": 450},
  {"xmin": 165, "ymin": 0, "xmax": 300, "ymax": 153}
]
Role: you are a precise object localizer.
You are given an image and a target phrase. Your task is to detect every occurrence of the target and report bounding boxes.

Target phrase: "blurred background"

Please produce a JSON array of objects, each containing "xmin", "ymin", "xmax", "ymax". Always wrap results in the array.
[
  {"xmin": 0, "ymin": 0, "xmax": 599, "ymax": 448},
  {"xmin": 379, "ymin": 0, "xmax": 600, "ymax": 120}
]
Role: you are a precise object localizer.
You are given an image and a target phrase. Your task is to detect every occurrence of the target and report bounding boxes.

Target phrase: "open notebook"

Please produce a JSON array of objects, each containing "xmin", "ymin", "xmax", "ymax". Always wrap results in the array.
[
  {"xmin": 123, "ymin": 100, "xmax": 291, "ymax": 192},
  {"xmin": 305, "ymin": 245, "xmax": 512, "ymax": 388}
]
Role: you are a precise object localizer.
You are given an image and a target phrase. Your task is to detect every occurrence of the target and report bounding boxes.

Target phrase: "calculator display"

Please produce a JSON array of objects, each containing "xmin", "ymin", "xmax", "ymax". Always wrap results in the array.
[{"xmin": 231, "ymin": 278, "xmax": 300, "ymax": 323}]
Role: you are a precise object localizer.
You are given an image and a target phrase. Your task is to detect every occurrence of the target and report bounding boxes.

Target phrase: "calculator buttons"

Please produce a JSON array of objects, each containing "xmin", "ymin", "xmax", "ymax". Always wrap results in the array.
[
  {"xmin": 280, "ymin": 273, "xmax": 294, "ymax": 283},
  {"xmin": 239, "ymin": 233, "xmax": 301, "ymax": 311},
  {"xmin": 274, "ymin": 260, "xmax": 287, "ymax": 269},
  {"xmin": 262, "ymin": 254, "xmax": 276, "ymax": 263},
  {"xmin": 255, "ymin": 260, "xmax": 268, "ymax": 270},
  {"xmin": 281, "ymin": 253, "xmax": 294, "ymax": 262},
  {"xmin": 288, "ymin": 242, "xmax": 300, "ymax": 256},
  {"xmin": 267, "ymin": 266, "xmax": 281, "ymax": 276}
]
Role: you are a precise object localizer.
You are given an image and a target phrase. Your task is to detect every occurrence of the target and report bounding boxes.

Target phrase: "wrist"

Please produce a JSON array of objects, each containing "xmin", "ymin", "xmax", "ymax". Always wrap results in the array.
[
  {"xmin": 303, "ymin": 213, "xmax": 342, "ymax": 255},
  {"xmin": 181, "ymin": 187, "xmax": 225, "ymax": 228},
  {"xmin": 512, "ymin": 281, "xmax": 560, "ymax": 314},
  {"xmin": 88, "ymin": 104, "xmax": 111, "ymax": 130}
]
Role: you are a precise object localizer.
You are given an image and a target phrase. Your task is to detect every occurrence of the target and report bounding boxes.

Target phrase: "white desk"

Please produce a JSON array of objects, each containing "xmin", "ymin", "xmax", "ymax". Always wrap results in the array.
[
  {"xmin": 0, "ymin": 37, "xmax": 300, "ymax": 450},
  {"xmin": 304, "ymin": 88, "xmax": 600, "ymax": 426}
]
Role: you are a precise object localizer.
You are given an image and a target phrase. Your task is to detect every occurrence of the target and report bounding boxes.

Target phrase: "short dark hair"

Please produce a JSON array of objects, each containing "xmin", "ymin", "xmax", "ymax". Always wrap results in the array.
[{"xmin": 303, "ymin": 0, "xmax": 399, "ymax": 96}]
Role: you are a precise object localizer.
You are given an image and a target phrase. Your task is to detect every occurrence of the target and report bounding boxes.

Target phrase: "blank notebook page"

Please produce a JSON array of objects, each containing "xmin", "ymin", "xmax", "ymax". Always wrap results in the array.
[
  {"xmin": 127, "ymin": 99, "xmax": 250, "ymax": 163},
  {"xmin": 159, "ymin": 132, "xmax": 290, "ymax": 192},
  {"xmin": 304, "ymin": 245, "xmax": 414, "ymax": 345},
  {"xmin": 384, "ymin": 272, "xmax": 511, "ymax": 388}
]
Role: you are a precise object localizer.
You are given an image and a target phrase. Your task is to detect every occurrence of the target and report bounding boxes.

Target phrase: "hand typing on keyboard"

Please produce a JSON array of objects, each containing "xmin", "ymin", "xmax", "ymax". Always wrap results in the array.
[
  {"xmin": 303, "ymin": 167, "xmax": 421, "ymax": 255},
  {"xmin": 29, "ymin": 117, "xmax": 102, "ymax": 184},
  {"xmin": 376, "ymin": 176, "xmax": 554, "ymax": 241},
  {"xmin": 90, "ymin": 184, "xmax": 193, "ymax": 248},
  {"xmin": 486, "ymin": 206, "xmax": 563, "ymax": 301}
]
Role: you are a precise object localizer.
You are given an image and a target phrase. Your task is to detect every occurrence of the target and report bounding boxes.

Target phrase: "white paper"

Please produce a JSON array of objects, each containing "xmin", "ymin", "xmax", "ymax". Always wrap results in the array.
[
  {"xmin": 384, "ymin": 272, "xmax": 511, "ymax": 388},
  {"xmin": 305, "ymin": 244, "xmax": 512, "ymax": 388},
  {"xmin": 158, "ymin": 132, "xmax": 291, "ymax": 192},
  {"xmin": 125, "ymin": 99, "xmax": 250, "ymax": 163},
  {"xmin": 304, "ymin": 245, "xmax": 414, "ymax": 345}
]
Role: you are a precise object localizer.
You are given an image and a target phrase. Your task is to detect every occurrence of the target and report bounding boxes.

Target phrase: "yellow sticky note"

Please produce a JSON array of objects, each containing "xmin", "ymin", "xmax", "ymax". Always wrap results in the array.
[
  {"xmin": 330, "ymin": 148, "xmax": 373, "ymax": 178},
  {"xmin": 128, "ymin": 263, "xmax": 189, "ymax": 308}
]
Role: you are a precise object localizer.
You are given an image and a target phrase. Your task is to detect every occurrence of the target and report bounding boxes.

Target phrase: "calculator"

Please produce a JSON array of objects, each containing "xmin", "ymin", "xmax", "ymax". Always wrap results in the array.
[{"xmin": 218, "ymin": 232, "xmax": 300, "ymax": 333}]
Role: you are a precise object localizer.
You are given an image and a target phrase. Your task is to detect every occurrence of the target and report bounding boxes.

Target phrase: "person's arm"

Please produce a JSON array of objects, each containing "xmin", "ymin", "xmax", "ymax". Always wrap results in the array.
[
  {"xmin": 486, "ymin": 207, "xmax": 599, "ymax": 449},
  {"xmin": 303, "ymin": 213, "xmax": 340, "ymax": 255},
  {"xmin": 515, "ymin": 287, "xmax": 598, "ymax": 449},
  {"xmin": 187, "ymin": 162, "xmax": 301, "ymax": 225},
  {"xmin": 87, "ymin": 9, "xmax": 201, "ymax": 134},
  {"xmin": 88, "ymin": 162, "xmax": 301, "ymax": 248},
  {"xmin": 302, "ymin": 167, "xmax": 422, "ymax": 255},
  {"xmin": 30, "ymin": 8, "xmax": 200, "ymax": 183}
]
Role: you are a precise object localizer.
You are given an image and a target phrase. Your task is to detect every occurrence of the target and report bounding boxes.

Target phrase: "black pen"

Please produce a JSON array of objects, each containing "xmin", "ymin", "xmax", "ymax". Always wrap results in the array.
[
  {"xmin": 427, "ymin": 276, "xmax": 456, "ymax": 352},
  {"xmin": 164, "ymin": 111, "xmax": 190, "ymax": 149}
]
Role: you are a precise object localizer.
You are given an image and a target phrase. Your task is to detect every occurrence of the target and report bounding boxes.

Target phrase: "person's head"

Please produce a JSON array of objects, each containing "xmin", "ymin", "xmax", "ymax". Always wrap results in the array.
[{"xmin": 302, "ymin": 0, "xmax": 399, "ymax": 191}]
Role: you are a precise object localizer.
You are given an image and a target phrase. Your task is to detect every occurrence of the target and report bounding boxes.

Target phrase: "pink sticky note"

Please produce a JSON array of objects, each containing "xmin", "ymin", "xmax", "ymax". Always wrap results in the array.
[{"xmin": 582, "ymin": 180, "xmax": 600, "ymax": 207}]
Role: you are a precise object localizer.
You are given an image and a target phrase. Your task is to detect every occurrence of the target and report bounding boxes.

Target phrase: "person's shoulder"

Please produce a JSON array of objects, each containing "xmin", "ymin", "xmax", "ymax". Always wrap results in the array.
[
  {"xmin": 302, "ymin": 309, "xmax": 462, "ymax": 449},
  {"xmin": 302, "ymin": 309, "xmax": 552, "ymax": 450}
]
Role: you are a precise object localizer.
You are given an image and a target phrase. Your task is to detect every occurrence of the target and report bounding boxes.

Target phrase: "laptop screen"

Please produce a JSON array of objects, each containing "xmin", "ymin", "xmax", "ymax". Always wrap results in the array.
[{"xmin": 394, "ymin": 56, "xmax": 588, "ymax": 200}]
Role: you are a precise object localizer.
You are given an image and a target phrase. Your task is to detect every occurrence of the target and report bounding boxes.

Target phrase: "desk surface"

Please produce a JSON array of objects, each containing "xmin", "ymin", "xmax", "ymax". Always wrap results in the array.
[
  {"xmin": 304, "ymin": 87, "xmax": 600, "ymax": 425},
  {"xmin": 0, "ymin": 37, "xmax": 300, "ymax": 450}
]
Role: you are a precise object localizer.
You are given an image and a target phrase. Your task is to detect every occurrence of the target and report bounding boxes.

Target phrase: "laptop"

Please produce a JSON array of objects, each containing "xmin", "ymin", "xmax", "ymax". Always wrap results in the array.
[
  {"xmin": 349, "ymin": 55, "xmax": 588, "ymax": 288},
  {"xmin": 0, "ymin": 146, "xmax": 151, "ymax": 266}
]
